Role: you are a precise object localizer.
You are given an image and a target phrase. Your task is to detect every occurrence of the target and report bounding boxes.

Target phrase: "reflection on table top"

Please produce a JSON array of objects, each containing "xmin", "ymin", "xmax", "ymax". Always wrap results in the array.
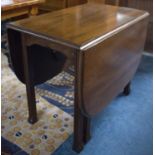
[{"xmin": 7, "ymin": 3, "xmax": 149, "ymax": 50}]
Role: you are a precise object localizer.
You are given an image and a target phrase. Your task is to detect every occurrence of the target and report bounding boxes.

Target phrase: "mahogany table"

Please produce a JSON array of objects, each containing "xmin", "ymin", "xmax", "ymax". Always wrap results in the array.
[
  {"xmin": 7, "ymin": 3, "xmax": 149, "ymax": 152},
  {"xmin": 1, "ymin": 0, "xmax": 45, "ymax": 20}
]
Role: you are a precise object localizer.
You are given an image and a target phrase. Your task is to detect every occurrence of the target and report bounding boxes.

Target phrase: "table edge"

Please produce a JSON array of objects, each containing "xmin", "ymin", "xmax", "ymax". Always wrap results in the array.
[
  {"xmin": 80, "ymin": 12, "xmax": 149, "ymax": 50},
  {"xmin": 7, "ymin": 11, "xmax": 149, "ymax": 51}
]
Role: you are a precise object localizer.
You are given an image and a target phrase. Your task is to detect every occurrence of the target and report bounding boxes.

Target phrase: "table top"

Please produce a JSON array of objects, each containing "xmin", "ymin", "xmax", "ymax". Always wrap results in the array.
[
  {"xmin": 8, "ymin": 3, "xmax": 149, "ymax": 50},
  {"xmin": 1, "ymin": 0, "xmax": 44, "ymax": 11}
]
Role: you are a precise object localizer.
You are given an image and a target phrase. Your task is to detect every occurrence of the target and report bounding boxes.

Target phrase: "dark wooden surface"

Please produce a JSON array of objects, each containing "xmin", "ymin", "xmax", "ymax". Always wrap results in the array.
[
  {"xmin": 126, "ymin": 0, "xmax": 153, "ymax": 53},
  {"xmin": 39, "ymin": 0, "xmax": 87, "ymax": 12},
  {"xmin": 21, "ymin": 34, "xmax": 38, "ymax": 124},
  {"xmin": 73, "ymin": 50, "xmax": 90, "ymax": 152},
  {"xmin": 67, "ymin": 0, "xmax": 87, "ymax": 7},
  {"xmin": 104, "ymin": 0, "xmax": 153, "ymax": 53},
  {"xmin": 8, "ymin": 3, "xmax": 148, "ymax": 50},
  {"xmin": 82, "ymin": 19, "xmax": 148, "ymax": 116},
  {"xmin": 7, "ymin": 3, "xmax": 149, "ymax": 152}
]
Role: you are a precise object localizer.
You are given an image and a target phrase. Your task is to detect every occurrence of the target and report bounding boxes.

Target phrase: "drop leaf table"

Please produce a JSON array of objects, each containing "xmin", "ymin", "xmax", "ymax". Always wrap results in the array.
[{"xmin": 7, "ymin": 3, "xmax": 149, "ymax": 152}]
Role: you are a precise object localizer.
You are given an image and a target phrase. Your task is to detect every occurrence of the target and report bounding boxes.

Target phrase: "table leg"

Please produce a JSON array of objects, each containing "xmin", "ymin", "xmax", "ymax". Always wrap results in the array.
[
  {"xmin": 73, "ymin": 106, "xmax": 84, "ymax": 153},
  {"xmin": 73, "ymin": 105, "xmax": 91, "ymax": 152},
  {"xmin": 83, "ymin": 116, "xmax": 91, "ymax": 144},
  {"xmin": 123, "ymin": 82, "xmax": 131, "ymax": 96},
  {"xmin": 73, "ymin": 51, "xmax": 84, "ymax": 153},
  {"xmin": 26, "ymin": 83, "xmax": 38, "ymax": 124},
  {"xmin": 73, "ymin": 51, "xmax": 91, "ymax": 153},
  {"xmin": 21, "ymin": 35, "xmax": 38, "ymax": 124}
]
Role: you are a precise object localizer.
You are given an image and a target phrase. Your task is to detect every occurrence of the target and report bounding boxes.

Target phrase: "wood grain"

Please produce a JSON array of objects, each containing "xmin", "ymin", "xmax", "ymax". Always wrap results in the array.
[
  {"xmin": 7, "ymin": 3, "xmax": 149, "ymax": 50},
  {"xmin": 39, "ymin": 0, "xmax": 87, "ymax": 12},
  {"xmin": 103, "ymin": 0, "xmax": 153, "ymax": 53},
  {"xmin": 81, "ymin": 19, "xmax": 148, "ymax": 116},
  {"xmin": 7, "ymin": 3, "xmax": 149, "ymax": 151},
  {"xmin": 126, "ymin": 0, "xmax": 152, "ymax": 53}
]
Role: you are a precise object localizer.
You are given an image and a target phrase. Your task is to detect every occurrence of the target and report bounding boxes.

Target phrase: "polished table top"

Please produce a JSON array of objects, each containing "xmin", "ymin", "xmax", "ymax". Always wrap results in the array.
[
  {"xmin": 1, "ymin": 0, "xmax": 44, "ymax": 11},
  {"xmin": 8, "ymin": 3, "xmax": 149, "ymax": 50}
]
